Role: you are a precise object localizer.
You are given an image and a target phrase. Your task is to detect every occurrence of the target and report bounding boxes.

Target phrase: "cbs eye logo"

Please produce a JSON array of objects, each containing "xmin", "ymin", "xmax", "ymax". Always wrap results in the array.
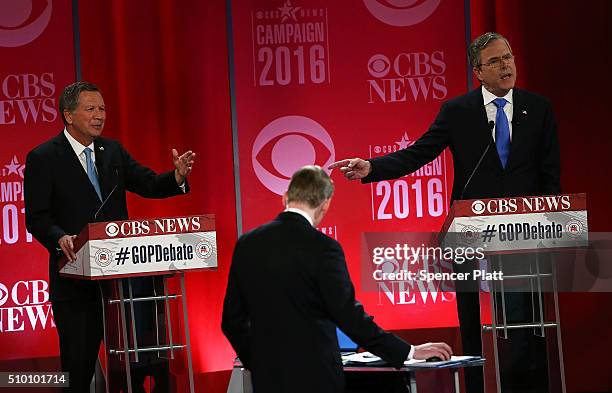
[
  {"xmin": 362, "ymin": 0, "xmax": 440, "ymax": 27},
  {"xmin": 105, "ymin": 222, "xmax": 120, "ymax": 237},
  {"xmin": 368, "ymin": 54, "xmax": 391, "ymax": 78},
  {"xmin": 252, "ymin": 115, "xmax": 335, "ymax": 195},
  {"xmin": 471, "ymin": 200, "xmax": 486, "ymax": 215},
  {"xmin": 0, "ymin": 0, "xmax": 53, "ymax": 48}
]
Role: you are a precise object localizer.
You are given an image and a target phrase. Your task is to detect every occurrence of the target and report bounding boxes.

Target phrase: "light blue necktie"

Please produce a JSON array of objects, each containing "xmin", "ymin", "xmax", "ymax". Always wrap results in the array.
[
  {"xmin": 493, "ymin": 98, "xmax": 511, "ymax": 168},
  {"xmin": 84, "ymin": 147, "xmax": 102, "ymax": 201}
]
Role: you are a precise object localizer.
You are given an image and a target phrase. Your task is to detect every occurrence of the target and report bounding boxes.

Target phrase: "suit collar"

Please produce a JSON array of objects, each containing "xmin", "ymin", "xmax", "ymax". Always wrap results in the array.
[
  {"xmin": 466, "ymin": 88, "xmax": 502, "ymax": 169},
  {"xmin": 53, "ymin": 131, "xmax": 107, "ymax": 204},
  {"xmin": 481, "ymin": 86, "xmax": 513, "ymax": 106},
  {"xmin": 93, "ymin": 138, "xmax": 111, "ymax": 196},
  {"xmin": 277, "ymin": 211, "xmax": 313, "ymax": 227},
  {"xmin": 63, "ymin": 128, "xmax": 94, "ymax": 157},
  {"xmin": 466, "ymin": 86, "xmax": 486, "ymax": 108},
  {"xmin": 505, "ymin": 88, "xmax": 528, "ymax": 170},
  {"xmin": 469, "ymin": 86, "xmax": 532, "ymax": 171},
  {"xmin": 284, "ymin": 207, "xmax": 314, "ymax": 226}
]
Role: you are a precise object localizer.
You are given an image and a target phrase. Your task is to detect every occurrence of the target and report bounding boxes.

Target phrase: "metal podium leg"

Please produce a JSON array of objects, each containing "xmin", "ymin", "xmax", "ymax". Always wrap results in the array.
[
  {"xmin": 117, "ymin": 280, "xmax": 133, "ymax": 393},
  {"xmin": 127, "ymin": 279, "xmax": 139, "ymax": 363},
  {"xmin": 552, "ymin": 262, "xmax": 567, "ymax": 393},
  {"xmin": 534, "ymin": 254, "xmax": 546, "ymax": 337},
  {"xmin": 497, "ymin": 256, "xmax": 509, "ymax": 339},
  {"xmin": 409, "ymin": 371, "xmax": 418, "ymax": 393},
  {"xmin": 453, "ymin": 369, "xmax": 460, "ymax": 393},
  {"xmin": 180, "ymin": 273, "xmax": 196, "ymax": 393},
  {"xmin": 153, "ymin": 278, "xmax": 161, "ymax": 357},
  {"xmin": 242, "ymin": 368, "xmax": 253, "ymax": 393},
  {"xmin": 98, "ymin": 283, "xmax": 110, "ymax": 393},
  {"xmin": 488, "ymin": 258, "xmax": 502, "ymax": 393},
  {"xmin": 163, "ymin": 277, "xmax": 176, "ymax": 359}
]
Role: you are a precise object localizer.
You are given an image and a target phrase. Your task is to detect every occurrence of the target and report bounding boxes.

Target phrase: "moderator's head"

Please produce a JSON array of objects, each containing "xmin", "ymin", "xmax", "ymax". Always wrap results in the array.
[{"xmin": 286, "ymin": 165, "xmax": 334, "ymax": 209}]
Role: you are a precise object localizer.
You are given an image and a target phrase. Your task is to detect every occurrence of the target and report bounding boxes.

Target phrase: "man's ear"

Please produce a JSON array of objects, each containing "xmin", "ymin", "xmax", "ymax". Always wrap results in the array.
[
  {"xmin": 282, "ymin": 192, "xmax": 288, "ymax": 207},
  {"xmin": 472, "ymin": 66, "xmax": 481, "ymax": 83},
  {"xmin": 64, "ymin": 110, "xmax": 73, "ymax": 125}
]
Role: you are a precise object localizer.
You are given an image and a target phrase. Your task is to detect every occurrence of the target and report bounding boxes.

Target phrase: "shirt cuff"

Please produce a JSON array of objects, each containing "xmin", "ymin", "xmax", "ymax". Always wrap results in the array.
[{"xmin": 406, "ymin": 346, "xmax": 415, "ymax": 361}]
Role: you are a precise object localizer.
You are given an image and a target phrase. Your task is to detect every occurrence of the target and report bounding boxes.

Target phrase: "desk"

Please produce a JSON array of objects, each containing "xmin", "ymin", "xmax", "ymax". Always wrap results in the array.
[{"xmin": 227, "ymin": 358, "xmax": 485, "ymax": 393}]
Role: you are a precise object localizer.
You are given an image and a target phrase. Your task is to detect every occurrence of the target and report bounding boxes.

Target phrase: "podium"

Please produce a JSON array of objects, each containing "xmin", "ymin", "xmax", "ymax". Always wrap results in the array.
[
  {"xmin": 441, "ymin": 194, "xmax": 587, "ymax": 393},
  {"xmin": 59, "ymin": 214, "xmax": 218, "ymax": 393}
]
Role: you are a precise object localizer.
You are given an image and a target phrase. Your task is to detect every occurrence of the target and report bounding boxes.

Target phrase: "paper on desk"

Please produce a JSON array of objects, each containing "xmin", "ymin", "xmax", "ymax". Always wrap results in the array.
[
  {"xmin": 341, "ymin": 352, "xmax": 382, "ymax": 363},
  {"xmin": 342, "ymin": 353, "xmax": 480, "ymax": 366}
]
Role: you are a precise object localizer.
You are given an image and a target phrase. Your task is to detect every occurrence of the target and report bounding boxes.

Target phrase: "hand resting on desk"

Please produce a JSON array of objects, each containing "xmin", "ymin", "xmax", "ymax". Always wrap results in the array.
[{"xmin": 412, "ymin": 342, "xmax": 452, "ymax": 361}]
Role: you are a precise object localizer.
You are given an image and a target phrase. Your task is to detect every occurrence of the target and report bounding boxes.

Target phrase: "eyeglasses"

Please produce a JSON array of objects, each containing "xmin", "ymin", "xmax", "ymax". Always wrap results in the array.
[{"xmin": 479, "ymin": 53, "xmax": 514, "ymax": 68}]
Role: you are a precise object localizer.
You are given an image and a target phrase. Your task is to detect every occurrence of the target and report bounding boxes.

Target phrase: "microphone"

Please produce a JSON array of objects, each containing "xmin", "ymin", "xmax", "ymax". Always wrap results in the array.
[
  {"xmin": 94, "ymin": 164, "xmax": 120, "ymax": 220},
  {"xmin": 460, "ymin": 121, "xmax": 495, "ymax": 200}
]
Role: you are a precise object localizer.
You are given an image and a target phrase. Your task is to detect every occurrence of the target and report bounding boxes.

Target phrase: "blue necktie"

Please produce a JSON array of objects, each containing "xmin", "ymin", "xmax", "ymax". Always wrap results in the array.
[
  {"xmin": 84, "ymin": 147, "xmax": 102, "ymax": 201},
  {"xmin": 493, "ymin": 98, "xmax": 511, "ymax": 168}
]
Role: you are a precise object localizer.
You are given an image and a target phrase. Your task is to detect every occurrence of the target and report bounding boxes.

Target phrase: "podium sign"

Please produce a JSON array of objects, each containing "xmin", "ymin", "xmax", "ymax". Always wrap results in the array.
[
  {"xmin": 59, "ymin": 214, "xmax": 217, "ymax": 279},
  {"xmin": 442, "ymin": 194, "xmax": 588, "ymax": 253}
]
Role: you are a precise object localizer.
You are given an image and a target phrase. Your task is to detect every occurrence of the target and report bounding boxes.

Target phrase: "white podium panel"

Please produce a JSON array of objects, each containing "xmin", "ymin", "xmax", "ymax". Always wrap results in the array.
[{"xmin": 59, "ymin": 214, "xmax": 217, "ymax": 279}]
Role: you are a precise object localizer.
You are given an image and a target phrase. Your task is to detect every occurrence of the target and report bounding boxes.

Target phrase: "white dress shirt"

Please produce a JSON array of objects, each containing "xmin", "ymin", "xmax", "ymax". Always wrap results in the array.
[
  {"xmin": 482, "ymin": 87, "xmax": 514, "ymax": 141},
  {"xmin": 63, "ymin": 129, "xmax": 97, "ymax": 175}
]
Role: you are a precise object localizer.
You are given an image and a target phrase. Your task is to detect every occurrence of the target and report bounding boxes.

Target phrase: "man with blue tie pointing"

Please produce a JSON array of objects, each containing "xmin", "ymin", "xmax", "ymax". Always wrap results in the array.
[{"xmin": 330, "ymin": 32, "xmax": 561, "ymax": 393}]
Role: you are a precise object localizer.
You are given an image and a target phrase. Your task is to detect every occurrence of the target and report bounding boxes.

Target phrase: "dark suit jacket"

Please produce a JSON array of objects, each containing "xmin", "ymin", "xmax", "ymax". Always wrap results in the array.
[
  {"xmin": 364, "ymin": 87, "xmax": 561, "ymax": 200},
  {"xmin": 222, "ymin": 212, "xmax": 411, "ymax": 393},
  {"xmin": 24, "ymin": 132, "xmax": 188, "ymax": 302}
]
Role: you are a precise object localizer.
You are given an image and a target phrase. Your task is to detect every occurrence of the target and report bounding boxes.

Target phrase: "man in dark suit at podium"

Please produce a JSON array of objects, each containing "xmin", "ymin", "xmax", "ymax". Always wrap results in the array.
[
  {"xmin": 329, "ymin": 32, "xmax": 561, "ymax": 393},
  {"xmin": 222, "ymin": 165, "xmax": 452, "ymax": 393},
  {"xmin": 24, "ymin": 81, "xmax": 195, "ymax": 392}
]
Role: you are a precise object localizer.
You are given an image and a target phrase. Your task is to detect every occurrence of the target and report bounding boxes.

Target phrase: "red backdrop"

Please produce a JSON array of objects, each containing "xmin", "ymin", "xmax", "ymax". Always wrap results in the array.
[
  {"xmin": 0, "ymin": 0, "xmax": 75, "ymax": 362},
  {"xmin": 1, "ymin": 0, "xmax": 610, "ymax": 392},
  {"xmin": 230, "ymin": 0, "xmax": 464, "ymax": 332}
]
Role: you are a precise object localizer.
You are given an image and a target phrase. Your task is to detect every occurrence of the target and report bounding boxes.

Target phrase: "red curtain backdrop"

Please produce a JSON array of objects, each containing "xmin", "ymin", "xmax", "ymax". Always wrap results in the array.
[{"xmin": 78, "ymin": 0, "xmax": 237, "ymax": 386}]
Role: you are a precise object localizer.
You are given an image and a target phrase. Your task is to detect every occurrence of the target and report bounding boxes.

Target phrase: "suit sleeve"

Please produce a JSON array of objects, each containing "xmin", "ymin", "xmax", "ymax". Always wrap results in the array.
[
  {"xmin": 317, "ymin": 239, "xmax": 411, "ymax": 367},
  {"xmin": 363, "ymin": 102, "xmax": 451, "ymax": 183},
  {"xmin": 221, "ymin": 240, "xmax": 253, "ymax": 369},
  {"xmin": 119, "ymin": 144, "xmax": 189, "ymax": 198},
  {"xmin": 538, "ymin": 100, "xmax": 561, "ymax": 194},
  {"xmin": 24, "ymin": 149, "xmax": 66, "ymax": 251}
]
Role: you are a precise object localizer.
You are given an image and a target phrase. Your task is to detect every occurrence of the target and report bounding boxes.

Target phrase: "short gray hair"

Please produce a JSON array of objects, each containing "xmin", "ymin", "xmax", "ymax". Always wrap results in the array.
[
  {"xmin": 468, "ymin": 32, "xmax": 511, "ymax": 68},
  {"xmin": 286, "ymin": 165, "xmax": 334, "ymax": 208},
  {"xmin": 59, "ymin": 81, "xmax": 101, "ymax": 125}
]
